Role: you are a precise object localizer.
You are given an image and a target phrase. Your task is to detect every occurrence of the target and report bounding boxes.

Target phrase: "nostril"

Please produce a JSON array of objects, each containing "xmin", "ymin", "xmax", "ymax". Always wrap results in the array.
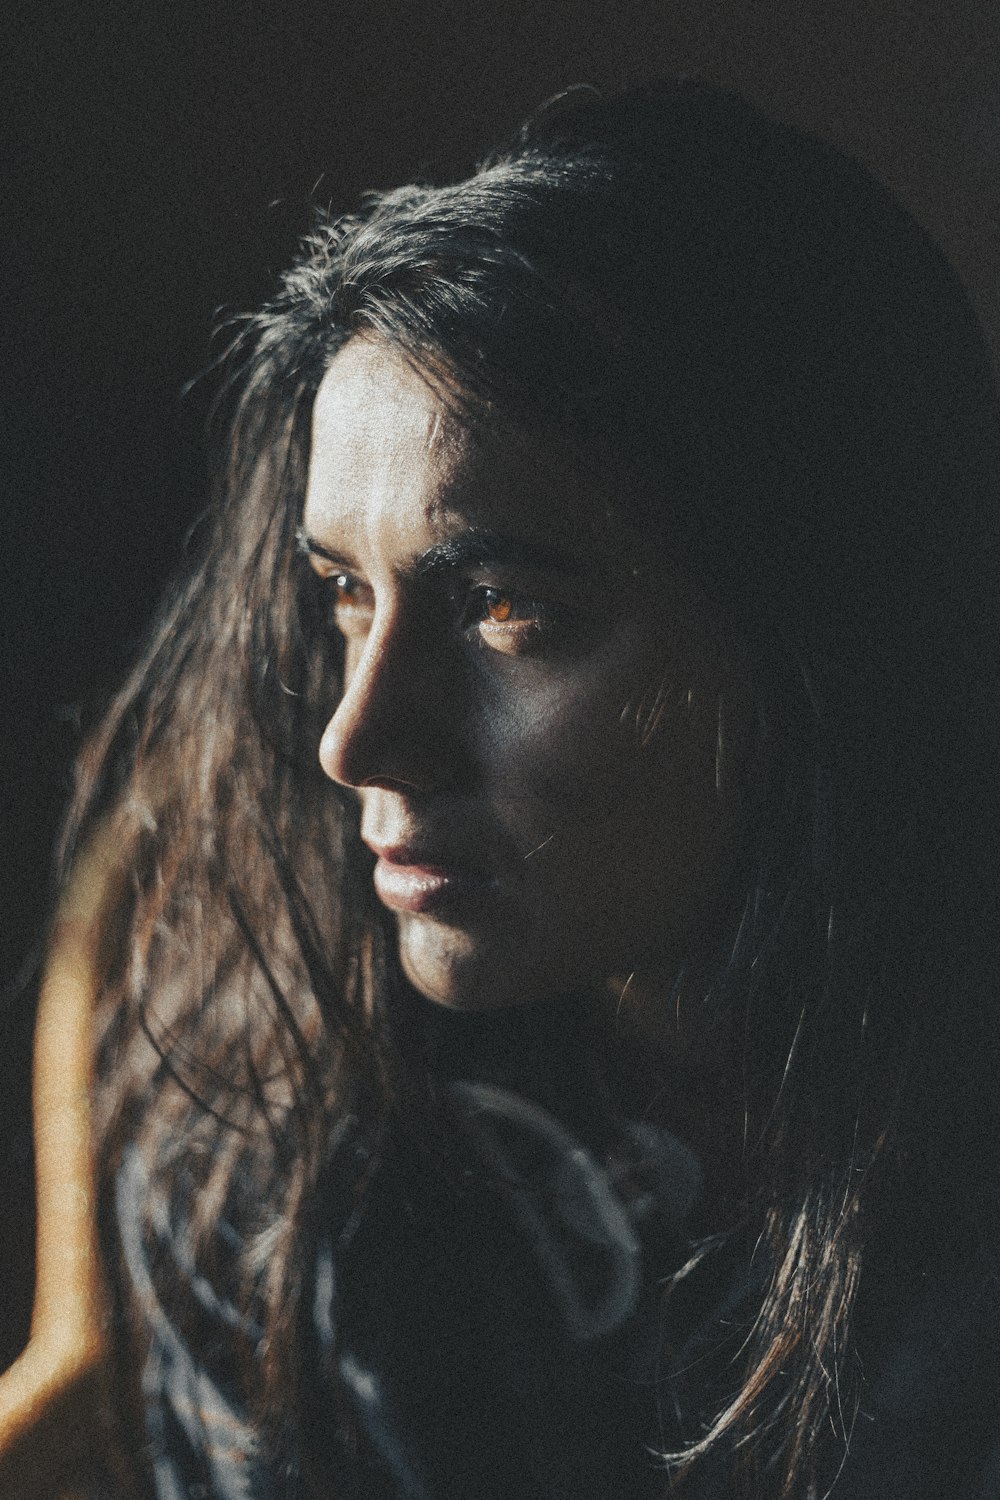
[
  {"xmin": 318, "ymin": 656, "xmax": 436, "ymax": 792},
  {"xmin": 318, "ymin": 696, "xmax": 369, "ymax": 789},
  {"xmin": 317, "ymin": 715, "xmax": 343, "ymax": 785},
  {"xmin": 317, "ymin": 606, "xmax": 466, "ymax": 794}
]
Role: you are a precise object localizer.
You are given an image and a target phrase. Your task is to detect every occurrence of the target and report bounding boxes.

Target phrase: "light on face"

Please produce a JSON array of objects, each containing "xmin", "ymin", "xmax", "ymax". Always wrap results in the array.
[{"xmin": 300, "ymin": 338, "xmax": 751, "ymax": 1011}]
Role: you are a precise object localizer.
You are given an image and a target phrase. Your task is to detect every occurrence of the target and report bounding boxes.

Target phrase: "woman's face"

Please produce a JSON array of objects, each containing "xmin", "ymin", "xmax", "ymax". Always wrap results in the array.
[{"xmin": 303, "ymin": 338, "xmax": 750, "ymax": 1011}]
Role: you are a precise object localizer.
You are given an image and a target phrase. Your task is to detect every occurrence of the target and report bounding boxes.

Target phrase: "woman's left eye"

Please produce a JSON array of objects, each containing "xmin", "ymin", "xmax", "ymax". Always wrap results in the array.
[
  {"xmin": 464, "ymin": 587, "xmax": 553, "ymax": 652},
  {"xmin": 478, "ymin": 588, "xmax": 532, "ymax": 624}
]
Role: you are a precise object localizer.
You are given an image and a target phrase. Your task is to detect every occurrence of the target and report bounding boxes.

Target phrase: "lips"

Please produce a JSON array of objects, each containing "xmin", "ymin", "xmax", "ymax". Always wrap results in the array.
[{"xmin": 365, "ymin": 839, "xmax": 493, "ymax": 915}]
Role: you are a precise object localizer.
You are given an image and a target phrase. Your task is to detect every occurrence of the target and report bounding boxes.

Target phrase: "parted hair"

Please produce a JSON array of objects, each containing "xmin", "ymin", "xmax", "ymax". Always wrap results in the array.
[{"xmin": 63, "ymin": 81, "xmax": 1000, "ymax": 1497}]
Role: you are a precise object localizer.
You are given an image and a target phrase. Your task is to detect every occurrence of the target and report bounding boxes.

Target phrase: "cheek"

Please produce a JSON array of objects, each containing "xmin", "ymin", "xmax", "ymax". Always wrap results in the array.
[
  {"xmin": 474, "ymin": 649, "xmax": 742, "ymax": 957},
  {"xmin": 472, "ymin": 637, "xmax": 715, "ymax": 820},
  {"xmin": 471, "ymin": 665, "xmax": 633, "ymax": 826}
]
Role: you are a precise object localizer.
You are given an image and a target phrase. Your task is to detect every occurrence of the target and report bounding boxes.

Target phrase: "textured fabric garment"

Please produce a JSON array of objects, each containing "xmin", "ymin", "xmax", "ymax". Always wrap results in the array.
[
  {"xmin": 116, "ymin": 1148, "xmax": 280, "ymax": 1500},
  {"xmin": 118, "ymin": 994, "xmax": 703, "ymax": 1499},
  {"xmin": 116, "ymin": 994, "xmax": 1000, "ymax": 1497}
]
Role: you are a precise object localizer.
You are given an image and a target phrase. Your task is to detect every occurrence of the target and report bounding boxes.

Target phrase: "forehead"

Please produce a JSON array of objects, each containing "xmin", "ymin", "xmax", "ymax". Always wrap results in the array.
[{"xmin": 302, "ymin": 337, "xmax": 626, "ymax": 562}]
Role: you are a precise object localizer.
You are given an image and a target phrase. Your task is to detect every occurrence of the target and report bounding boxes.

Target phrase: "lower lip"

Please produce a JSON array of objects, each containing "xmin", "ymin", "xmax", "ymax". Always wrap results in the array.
[{"xmin": 372, "ymin": 859, "xmax": 487, "ymax": 914}]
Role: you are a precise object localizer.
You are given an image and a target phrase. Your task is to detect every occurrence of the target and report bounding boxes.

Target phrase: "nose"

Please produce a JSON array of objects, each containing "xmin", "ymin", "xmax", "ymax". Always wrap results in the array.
[{"xmin": 318, "ymin": 614, "xmax": 453, "ymax": 793}]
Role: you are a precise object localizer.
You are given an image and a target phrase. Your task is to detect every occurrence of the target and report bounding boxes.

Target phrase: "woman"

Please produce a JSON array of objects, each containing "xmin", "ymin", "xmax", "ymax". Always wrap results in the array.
[{"xmin": 39, "ymin": 80, "xmax": 1000, "ymax": 1495}]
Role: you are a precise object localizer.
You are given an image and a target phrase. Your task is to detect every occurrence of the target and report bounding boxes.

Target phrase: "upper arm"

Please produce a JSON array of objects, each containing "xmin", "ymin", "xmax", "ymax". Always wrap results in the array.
[{"xmin": 0, "ymin": 826, "xmax": 127, "ymax": 1495}]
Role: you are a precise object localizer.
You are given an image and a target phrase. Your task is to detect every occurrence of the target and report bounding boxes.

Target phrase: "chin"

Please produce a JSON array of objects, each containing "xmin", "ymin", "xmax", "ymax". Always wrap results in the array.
[{"xmin": 396, "ymin": 915, "xmax": 567, "ymax": 1012}]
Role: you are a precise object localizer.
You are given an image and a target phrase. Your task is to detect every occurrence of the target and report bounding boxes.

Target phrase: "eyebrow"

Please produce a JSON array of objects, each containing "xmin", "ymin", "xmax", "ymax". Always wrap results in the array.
[{"xmin": 297, "ymin": 527, "xmax": 585, "ymax": 577}]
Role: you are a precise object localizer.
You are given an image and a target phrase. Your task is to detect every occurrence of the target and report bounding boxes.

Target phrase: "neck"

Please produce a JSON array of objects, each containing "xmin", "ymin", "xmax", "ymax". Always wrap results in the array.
[{"xmin": 415, "ymin": 989, "xmax": 619, "ymax": 1150}]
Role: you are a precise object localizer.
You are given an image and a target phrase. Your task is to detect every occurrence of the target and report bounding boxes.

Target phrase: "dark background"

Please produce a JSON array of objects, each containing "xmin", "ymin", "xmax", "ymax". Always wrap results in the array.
[{"xmin": 3, "ymin": 0, "xmax": 999, "ymax": 1366}]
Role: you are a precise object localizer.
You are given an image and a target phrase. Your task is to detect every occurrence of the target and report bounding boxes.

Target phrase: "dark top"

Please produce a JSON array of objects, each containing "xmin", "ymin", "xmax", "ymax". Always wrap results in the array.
[{"xmin": 114, "ymin": 994, "xmax": 1000, "ymax": 1498}]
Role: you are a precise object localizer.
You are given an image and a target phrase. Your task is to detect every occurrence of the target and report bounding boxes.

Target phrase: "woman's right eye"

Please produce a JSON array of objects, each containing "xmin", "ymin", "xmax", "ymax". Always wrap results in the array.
[{"xmin": 322, "ymin": 572, "xmax": 375, "ymax": 634}]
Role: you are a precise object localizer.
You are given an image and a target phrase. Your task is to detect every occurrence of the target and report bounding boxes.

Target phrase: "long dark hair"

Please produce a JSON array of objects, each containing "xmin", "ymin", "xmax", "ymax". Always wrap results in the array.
[{"xmin": 64, "ymin": 81, "xmax": 1000, "ymax": 1496}]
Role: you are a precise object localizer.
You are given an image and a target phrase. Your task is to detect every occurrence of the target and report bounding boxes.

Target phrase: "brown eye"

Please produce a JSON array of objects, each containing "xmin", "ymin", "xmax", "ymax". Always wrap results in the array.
[
  {"xmin": 324, "ymin": 571, "xmax": 374, "ymax": 635},
  {"xmin": 469, "ymin": 586, "xmax": 559, "ymax": 655},
  {"xmin": 483, "ymin": 589, "xmax": 514, "ymax": 623},
  {"xmin": 331, "ymin": 573, "xmax": 373, "ymax": 610}
]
